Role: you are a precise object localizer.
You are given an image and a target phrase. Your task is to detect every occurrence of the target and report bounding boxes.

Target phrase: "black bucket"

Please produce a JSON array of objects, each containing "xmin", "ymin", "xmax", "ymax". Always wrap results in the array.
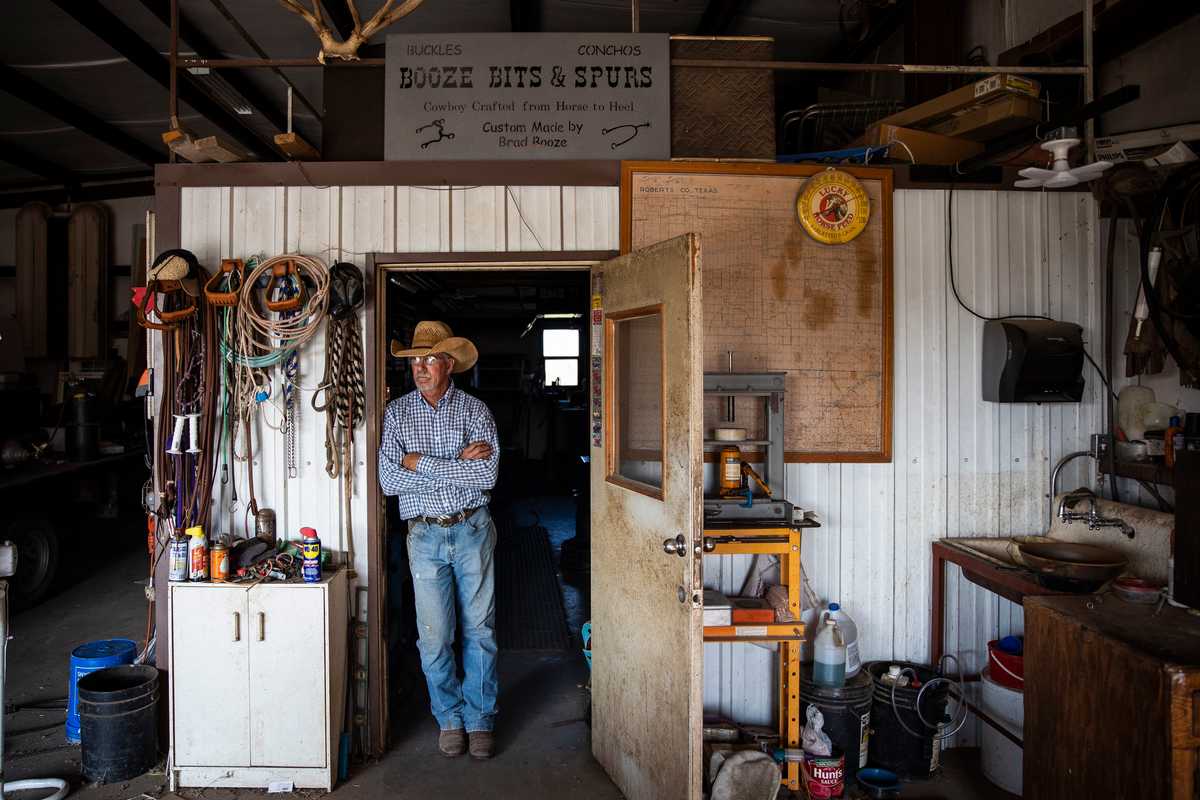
[
  {"xmin": 77, "ymin": 665, "xmax": 160, "ymax": 783},
  {"xmin": 864, "ymin": 661, "xmax": 950, "ymax": 779},
  {"xmin": 799, "ymin": 663, "xmax": 874, "ymax": 777}
]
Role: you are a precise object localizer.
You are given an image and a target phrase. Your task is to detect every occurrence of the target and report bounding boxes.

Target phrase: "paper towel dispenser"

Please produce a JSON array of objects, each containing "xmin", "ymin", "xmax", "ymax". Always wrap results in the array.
[{"xmin": 982, "ymin": 319, "xmax": 1085, "ymax": 402}]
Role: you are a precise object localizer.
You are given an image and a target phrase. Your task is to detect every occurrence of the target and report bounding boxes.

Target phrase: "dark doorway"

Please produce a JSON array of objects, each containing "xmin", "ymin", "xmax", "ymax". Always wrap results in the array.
[{"xmin": 381, "ymin": 268, "xmax": 592, "ymax": 745}]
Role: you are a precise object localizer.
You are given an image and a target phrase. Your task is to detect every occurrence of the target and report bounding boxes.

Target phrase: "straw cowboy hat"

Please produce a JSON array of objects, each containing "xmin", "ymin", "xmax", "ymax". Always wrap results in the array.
[{"xmin": 390, "ymin": 321, "xmax": 478, "ymax": 373}]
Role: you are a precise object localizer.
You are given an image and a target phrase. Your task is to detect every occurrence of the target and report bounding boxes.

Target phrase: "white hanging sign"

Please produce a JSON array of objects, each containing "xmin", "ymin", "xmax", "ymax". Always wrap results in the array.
[{"xmin": 384, "ymin": 33, "xmax": 670, "ymax": 160}]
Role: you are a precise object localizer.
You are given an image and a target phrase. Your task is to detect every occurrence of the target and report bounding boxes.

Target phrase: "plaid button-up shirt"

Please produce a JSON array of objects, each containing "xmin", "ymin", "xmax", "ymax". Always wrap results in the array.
[{"xmin": 378, "ymin": 383, "xmax": 500, "ymax": 520}]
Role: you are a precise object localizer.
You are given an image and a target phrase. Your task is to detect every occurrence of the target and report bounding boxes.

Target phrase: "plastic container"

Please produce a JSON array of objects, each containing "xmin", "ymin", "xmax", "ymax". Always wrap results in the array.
[
  {"xmin": 1118, "ymin": 385, "xmax": 1154, "ymax": 440},
  {"xmin": 1142, "ymin": 402, "xmax": 1178, "ymax": 434},
  {"xmin": 980, "ymin": 668, "xmax": 1024, "ymax": 796},
  {"xmin": 800, "ymin": 663, "xmax": 874, "ymax": 778},
  {"xmin": 865, "ymin": 660, "xmax": 949, "ymax": 779},
  {"xmin": 824, "ymin": 603, "xmax": 861, "ymax": 677},
  {"xmin": 66, "ymin": 639, "xmax": 137, "ymax": 743},
  {"xmin": 813, "ymin": 618, "xmax": 847, "ymax": 687},
  {"xmin": 986, "ymin": 638, "xmax": 1024, "ymax": 689},
  {"xmin": 78, "ymin": 665, "xmax": 159, "ymax": 783}
]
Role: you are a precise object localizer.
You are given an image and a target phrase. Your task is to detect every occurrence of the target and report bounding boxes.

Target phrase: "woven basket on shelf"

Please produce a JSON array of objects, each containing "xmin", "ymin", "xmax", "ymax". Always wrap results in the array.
[{"xmin": 670, "ymin": 36, "xmax": 775, "ymax": 160}]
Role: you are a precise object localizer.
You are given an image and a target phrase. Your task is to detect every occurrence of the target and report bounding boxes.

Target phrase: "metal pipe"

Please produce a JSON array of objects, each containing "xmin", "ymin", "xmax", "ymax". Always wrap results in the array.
[
  {"xmin": 180, "ymin": 57, "xmax": 384, "ymax": 68},
  {"xmin": 631, "ymin": 0, "xmax": 640, "ymax": 33},
  {"xmin": 1083, "ymin": 0, "xmax": 1095, "ymax": 160},
  {"xmin": 669, "ymin": 60, "xmax": 1089, "ymax": 75},
  {"xmin": 1050, "ymin": 450, "xmax": 1093, "ymax": 503},
  {"xmin": 178, "ymin": 55, "xmax": 1090, "ymax": 76}
]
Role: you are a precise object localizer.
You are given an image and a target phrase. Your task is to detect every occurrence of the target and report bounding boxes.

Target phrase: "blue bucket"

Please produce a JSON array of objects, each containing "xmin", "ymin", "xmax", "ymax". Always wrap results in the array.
[{"xmin": 67, "ymin": 639, "xmax": 137, "ymax": 743}]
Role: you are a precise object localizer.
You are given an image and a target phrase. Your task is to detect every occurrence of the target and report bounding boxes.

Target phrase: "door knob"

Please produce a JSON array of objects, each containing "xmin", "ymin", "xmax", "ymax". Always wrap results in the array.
[{"xmin": 662, "ymin": 534, "xmax": 686, "ymax": 556}]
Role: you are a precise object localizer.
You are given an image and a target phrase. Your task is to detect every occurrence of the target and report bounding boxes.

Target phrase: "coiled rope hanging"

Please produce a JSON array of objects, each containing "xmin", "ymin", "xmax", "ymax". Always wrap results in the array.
[
  {"xmin": 315, "ymin": 315, "xmax": 365, "ymax": 479},
  {"xmin": 313, "ymin": 261, "xmax": 366, "ymax": 575}
]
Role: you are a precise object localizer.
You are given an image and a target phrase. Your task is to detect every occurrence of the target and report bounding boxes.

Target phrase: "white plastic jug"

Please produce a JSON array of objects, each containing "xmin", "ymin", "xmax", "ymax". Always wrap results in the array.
[
  {"xmin": 825, "ymin": 603, "xmax": 861, "ymax": 677},
  {"xmin": 813, "ymin": 618, "xmax": 846, "ymax": 688}
]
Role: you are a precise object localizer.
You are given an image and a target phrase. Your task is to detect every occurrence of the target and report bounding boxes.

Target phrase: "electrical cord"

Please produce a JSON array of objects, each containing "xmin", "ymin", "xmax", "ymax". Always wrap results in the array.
[{"xmin": 947, "ymin": 188, "xmax": 1117, "ymax": 404}]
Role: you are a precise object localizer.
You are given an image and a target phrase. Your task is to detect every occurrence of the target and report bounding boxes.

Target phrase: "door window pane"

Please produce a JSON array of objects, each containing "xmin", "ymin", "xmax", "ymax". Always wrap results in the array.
[
  {"xmin": 543, "ymin": 328, "xmax": 580, "ymax": 357},
  {"xmin": 607, "ymin": 310, "xmax": 663, "ymax": 495},
  {"xmin": 545, "ymin": 358, "xmax": 578, "ymax": 386}
]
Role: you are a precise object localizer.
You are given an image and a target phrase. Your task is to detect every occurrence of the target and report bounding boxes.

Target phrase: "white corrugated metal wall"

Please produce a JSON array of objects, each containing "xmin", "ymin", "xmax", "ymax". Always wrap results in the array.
[
  {"xmin": 180, "ymin": 184, "xmax": 1099, "ymax": 742},
  {"xmin": 705, "ymin": 190, "xmax": 1102, "ymax": 739}
]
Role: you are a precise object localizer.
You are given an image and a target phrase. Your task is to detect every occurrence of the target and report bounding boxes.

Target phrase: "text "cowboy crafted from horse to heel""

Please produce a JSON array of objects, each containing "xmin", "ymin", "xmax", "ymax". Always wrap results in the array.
[{"xmin": 384, "ymin": 33, "xmax": 670, "ymax": 160}]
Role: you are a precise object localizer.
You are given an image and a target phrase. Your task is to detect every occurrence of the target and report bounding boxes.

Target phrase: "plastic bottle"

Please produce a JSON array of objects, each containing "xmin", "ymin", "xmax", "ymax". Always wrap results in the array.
[
  {"xmin": 813, "ymin": 618, "xmax": 846, "ymax": 687},
  {"xmin": 1165, "ymin": 415, "xmax": 1184, "ymax": 469},
  {"xmin": 824, "ymin": 602, "xmax": 861, "ymax": 677},
  {"xmin": 186, "ymin": 525, "xmax": 208, "ymax": 582}
]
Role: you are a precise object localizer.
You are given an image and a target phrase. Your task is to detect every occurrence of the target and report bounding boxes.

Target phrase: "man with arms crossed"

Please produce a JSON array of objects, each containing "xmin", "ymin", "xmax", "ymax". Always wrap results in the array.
[{"xmin": 379, "ymin": 321, "xmax": 500, "ymax": 759}]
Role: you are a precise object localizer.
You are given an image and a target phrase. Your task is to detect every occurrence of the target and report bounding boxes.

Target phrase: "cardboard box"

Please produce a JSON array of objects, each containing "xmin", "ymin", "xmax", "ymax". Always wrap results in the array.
[
  {"xmin": 854, "ymin": 123, "xmax": 983, "ymax": 165},
  {"xmin": 703, "ymin": 589, "xmax": 732, "ymax": 626},
  {"xmin": 927, "ymin": 94, "xmax": 1043, "ymax": 141},
  {"xmin": 875, "ymin": 74, "xmax": 1040, "ymax": 132}
]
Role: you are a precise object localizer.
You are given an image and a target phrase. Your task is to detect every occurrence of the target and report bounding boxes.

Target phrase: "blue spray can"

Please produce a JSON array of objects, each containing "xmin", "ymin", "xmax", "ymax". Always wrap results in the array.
[{"xmin": 301, "ymin": 526, "xmax": 322, "ymax": 583}]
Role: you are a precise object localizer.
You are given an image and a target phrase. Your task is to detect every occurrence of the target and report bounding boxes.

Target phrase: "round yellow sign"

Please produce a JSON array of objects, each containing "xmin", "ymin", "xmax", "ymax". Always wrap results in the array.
[{"xmin": 796, "ymin": 169, "xmax": 870, "ymax": 245}]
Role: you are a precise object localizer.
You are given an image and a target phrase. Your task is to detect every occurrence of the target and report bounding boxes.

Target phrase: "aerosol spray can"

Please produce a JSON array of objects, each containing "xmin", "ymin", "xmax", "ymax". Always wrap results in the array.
[
  {"xmin": 300, "ymin": 527, "xmax": 321, "ymax": 583},
  {"xmin": 187, "ymin": 525, "xmax": 208, "ymax": 581},
  {"xmin": 169, "ymin": 534, "xmax": 190, "ymax": 582}
]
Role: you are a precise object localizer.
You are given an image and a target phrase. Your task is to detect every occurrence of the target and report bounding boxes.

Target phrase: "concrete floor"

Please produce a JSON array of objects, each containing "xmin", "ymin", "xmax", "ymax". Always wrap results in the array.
[{"xmin": 4, "ymin": 546, "xmax": 1018, "ymax": 800}]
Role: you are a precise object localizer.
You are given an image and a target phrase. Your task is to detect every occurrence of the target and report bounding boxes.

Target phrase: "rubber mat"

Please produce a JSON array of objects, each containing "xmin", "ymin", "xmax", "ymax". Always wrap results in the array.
[{"xmin": 494, "ymin": 522, "xmax": 571, "ymax": 651}]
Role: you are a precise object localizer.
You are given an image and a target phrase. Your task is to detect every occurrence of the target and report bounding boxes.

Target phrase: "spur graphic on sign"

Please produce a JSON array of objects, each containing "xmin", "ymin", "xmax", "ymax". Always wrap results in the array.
[{"xmin": 385, "ymin": 33, "xmax": 670, "ymax": 160}]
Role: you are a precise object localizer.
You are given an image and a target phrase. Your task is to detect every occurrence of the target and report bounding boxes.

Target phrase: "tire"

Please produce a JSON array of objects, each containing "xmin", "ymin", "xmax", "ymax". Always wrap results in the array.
[{"xmin": 7, "ymin": 514, "xmax": 61, "ymax": 609}]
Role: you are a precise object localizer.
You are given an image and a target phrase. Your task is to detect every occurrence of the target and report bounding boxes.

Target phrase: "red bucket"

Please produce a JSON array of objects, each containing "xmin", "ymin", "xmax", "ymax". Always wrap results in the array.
[{"xmin": 987, "ymin": 640, "xmax": 1024, "ymax": 689}]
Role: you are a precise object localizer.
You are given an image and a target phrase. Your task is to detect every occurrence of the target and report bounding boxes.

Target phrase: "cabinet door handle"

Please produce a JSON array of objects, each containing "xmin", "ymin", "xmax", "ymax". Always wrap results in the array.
[
  {"xmin": 258, "ymin": 612, "xmax": 265, "ymax": 641},
  {"xmin": 233, "ymin": 611, "xmax": 241, "ymax": 642}
]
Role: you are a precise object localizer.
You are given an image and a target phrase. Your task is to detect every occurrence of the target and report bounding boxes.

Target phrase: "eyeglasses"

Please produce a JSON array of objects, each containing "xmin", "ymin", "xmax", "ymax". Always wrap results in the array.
[{"xmin": 408, "ymin": 354, "xmax": 447, "ymax": 367}]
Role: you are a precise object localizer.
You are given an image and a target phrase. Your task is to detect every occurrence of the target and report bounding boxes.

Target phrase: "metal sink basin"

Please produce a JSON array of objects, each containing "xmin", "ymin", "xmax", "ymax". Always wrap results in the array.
[{"xmin": 940, "ymin": 535, "xmax": 1056, "ymax": 570}]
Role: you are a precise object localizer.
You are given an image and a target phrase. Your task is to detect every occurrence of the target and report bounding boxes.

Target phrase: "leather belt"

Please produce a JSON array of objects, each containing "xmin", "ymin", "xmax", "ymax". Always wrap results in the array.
[{"xmin": 411, "ymin": 506, "xmax": 482, "ymax": 527}]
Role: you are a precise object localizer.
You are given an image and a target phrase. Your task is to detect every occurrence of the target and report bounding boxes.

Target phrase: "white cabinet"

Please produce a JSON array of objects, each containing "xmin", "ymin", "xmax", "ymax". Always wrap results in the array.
[{"xmin": 169, "ymin": 570, "xmax": 347, "ymax": 790}]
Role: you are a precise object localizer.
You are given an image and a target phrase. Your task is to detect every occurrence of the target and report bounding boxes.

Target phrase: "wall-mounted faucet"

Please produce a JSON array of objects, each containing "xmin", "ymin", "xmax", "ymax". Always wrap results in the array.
[{"xmin": 1058, "ymin": 488, "xmax": 1135, "ymax": 538}]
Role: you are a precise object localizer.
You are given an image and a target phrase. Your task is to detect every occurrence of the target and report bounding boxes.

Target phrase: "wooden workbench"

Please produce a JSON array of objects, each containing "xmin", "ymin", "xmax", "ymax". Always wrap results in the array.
[{"xmin": 1025, "ymin": 595, "xmax": 1200, "ymax": 799}]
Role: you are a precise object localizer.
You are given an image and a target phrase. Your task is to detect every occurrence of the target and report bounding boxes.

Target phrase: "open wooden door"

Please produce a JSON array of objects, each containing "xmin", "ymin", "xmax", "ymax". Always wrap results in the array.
[{"xmin": 590, "ymin": 234, "xmax": 703, "ymax": 800}]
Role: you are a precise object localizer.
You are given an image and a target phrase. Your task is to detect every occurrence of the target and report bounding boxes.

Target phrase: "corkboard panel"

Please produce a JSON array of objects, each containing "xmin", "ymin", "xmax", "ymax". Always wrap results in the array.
[{"xmin": 620, "ymin": 161, "xmax": 893, "ymax": 462}]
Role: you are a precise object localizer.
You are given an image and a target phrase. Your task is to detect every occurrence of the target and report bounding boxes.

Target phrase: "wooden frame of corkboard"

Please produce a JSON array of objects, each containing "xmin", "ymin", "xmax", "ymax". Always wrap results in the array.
[{"xmin": 620, "ymin": 160, "xmax": 893, "ymax": 463}]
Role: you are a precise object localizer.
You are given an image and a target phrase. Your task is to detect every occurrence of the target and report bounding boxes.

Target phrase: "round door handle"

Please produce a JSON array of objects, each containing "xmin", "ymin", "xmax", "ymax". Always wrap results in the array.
[{"xmin": 662, "ymin": 534, "xmax": 686, "ymax": 557}]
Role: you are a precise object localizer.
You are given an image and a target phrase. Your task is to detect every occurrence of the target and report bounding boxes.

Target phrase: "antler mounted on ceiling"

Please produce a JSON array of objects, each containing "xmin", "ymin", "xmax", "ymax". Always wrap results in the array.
[{"xmin": 278, "ymin": 0, "xmax": 426, "ymax": 63}]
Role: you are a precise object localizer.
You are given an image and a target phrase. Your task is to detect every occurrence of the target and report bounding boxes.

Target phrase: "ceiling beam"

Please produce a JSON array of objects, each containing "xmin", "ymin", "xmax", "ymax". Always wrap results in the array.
[
  {"xmin": 319, "ymin": 0, "xmax": 357, "ymax": 42},
  {"xmin": 136, "ymin": 0, "xmax": 288, "ymax": 135},
  {"xmin": 694, "ymin": 0, "xmax": 746, "ymax": 35},
  {"xmin": 48, "ymin": 0, "xmax": 281, "ymax": 160},
  {"xmin": 0, "ymin": 140, "xmax": 79, "ymax": 185},
  {"xmin": 0, "ymin": 64, "xmax": 163, "ymax": 167},
  {"xmin": 0, "ymin": 178, "xmax": 155, "ymax": 210},
  {"xmin": 1000, "ymin": 0, "xmax": 1199, "ymax": 66}
]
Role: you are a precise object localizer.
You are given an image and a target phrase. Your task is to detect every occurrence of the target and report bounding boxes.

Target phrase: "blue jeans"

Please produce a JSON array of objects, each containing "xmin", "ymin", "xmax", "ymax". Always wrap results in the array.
[{"xmin": 407, "ymin": 506, "xmax": 498, "ymax": 733}]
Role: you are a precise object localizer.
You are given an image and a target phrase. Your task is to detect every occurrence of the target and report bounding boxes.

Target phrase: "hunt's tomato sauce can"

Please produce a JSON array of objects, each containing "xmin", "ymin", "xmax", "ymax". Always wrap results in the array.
[{"xmin": 803, "ymin": 751, "xmax": 845, "ymax": 798}]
